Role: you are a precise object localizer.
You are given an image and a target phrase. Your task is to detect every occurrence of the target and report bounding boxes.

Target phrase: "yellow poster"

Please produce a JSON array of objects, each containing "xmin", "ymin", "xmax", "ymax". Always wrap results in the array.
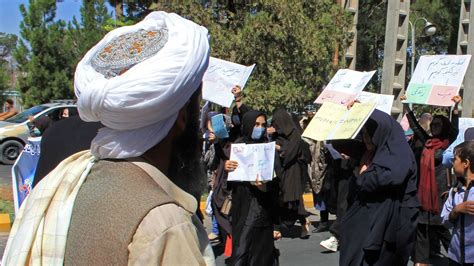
[{"xmin": 302, "ymin": 102, "xmax": 375, "ymax": 141}]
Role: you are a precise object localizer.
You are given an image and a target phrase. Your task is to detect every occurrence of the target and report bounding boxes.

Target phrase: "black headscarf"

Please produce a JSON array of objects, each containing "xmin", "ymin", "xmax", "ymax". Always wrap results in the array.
[
  {"xmin": 431, "ymin": 114, "xmax": 455, "ymax": 142},
  {"xmin": 272, "ymin": 109, "xmax": 309, "ymax": 168},
  {"xmin": 237, "ymin": 110, "xmax": 267, "ymax": 144},
  {"xmin": 365, "ymin": 109, "xmax": 417, "ymax": 185},
  {"xmin": 272, "ymin": 109, "xmax": 298, "ymax": 137}
]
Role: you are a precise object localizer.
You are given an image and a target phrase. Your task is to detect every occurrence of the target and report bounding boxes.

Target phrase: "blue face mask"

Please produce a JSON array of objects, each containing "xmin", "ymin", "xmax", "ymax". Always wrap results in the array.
[{"xmin": 251, "ymin": 127, "xmax": 265, "ymax": 140}]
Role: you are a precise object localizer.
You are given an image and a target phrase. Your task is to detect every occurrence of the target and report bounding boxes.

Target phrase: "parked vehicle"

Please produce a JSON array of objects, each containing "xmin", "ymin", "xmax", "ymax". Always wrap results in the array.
[{"xmin": 0, "ymin": 103, "xmax": 77, "ymax": 164}]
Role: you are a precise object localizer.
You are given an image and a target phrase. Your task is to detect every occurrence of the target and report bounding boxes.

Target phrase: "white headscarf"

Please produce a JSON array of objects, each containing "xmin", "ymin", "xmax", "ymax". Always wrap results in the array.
[{"xmin": 74, "ymin": 11, "xmax": 210, "ymax": 159}]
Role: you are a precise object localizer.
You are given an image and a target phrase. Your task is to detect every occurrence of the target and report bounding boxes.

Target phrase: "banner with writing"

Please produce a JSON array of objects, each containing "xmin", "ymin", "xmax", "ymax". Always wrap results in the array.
[
  {"xmin": 228, "ymin": 142, "xmax": 275, "ymax": 182},
  {"xmin": 302, "ymin": 102, "xmax": 376, "ymax": 141},
  {"xmin": 315, "ymin": 69, "xmax": 376, "ymax": 105},
  {"xmin": 12, "ymin": 137, "xmax": 41, "ymax": 213},
  {"xmin": 202, "ymin": 57, "xmax": 256, "ymax": 108},
  {"xmin": 356, "ymin": 91, "xmax": 394, "ymax": 115},
  {"xmin": 405, "ymin": 55, "xmax": 471, "ymax": 106}
]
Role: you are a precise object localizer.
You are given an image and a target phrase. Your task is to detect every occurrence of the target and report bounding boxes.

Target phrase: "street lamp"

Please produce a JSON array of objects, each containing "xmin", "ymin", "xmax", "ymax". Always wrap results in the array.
[{"xmin": 409, "ymin": 18, "xmax": 437, "ymax": 76}]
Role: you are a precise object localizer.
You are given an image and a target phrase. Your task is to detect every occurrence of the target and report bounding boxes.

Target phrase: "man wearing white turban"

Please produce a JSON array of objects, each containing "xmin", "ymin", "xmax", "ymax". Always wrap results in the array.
[{"xmin": 2, "ymin": 11, "xmax": 215, "ymax": 265}]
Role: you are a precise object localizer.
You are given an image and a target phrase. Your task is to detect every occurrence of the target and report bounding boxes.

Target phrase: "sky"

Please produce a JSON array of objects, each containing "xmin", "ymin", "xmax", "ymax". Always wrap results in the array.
[{"xmin": 0, "ymin": 0, "xmax": 113, "ymax": 36}]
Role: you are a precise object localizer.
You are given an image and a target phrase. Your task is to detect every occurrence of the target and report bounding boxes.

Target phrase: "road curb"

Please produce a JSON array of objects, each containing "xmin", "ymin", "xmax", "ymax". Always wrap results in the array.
[{"xmin": 0, "ymin": 213, "xmax": 11, "ymax": 232}]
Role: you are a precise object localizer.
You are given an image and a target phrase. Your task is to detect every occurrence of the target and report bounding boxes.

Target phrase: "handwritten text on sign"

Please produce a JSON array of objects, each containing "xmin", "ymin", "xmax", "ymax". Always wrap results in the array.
[
  {"xmin": 315, "ymin": 69, "xmax": 376, "ymax": 105},
  {"xmin": 356, "ymin": 91, "xmax": 394, "ymax": 115},
  {"xmin": 202, "ymin": 57, "xmax": 256, "ymax": 107},
  {"xmin": 302, "ymin": 102, "xmax": 375, "ymax": 141},
  {"xmin": 405, "ymin": 55, "xmax": 471, "ymax": 106},
  {"xmin": 228, "ymin": 142, "xmax": 275, "ymax": 182}
]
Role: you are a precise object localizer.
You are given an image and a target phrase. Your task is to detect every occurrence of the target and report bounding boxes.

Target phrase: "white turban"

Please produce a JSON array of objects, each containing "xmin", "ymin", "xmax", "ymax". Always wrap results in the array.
[{"xmin": 74, "ymin": 11, "xmax": 210, "ymax": 159}]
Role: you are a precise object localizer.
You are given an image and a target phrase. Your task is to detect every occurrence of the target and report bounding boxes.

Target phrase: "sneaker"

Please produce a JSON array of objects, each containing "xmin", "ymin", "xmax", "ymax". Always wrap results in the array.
[{"xmin": 320, "ymin": 236, "xmax": 338, "ymax": 252}]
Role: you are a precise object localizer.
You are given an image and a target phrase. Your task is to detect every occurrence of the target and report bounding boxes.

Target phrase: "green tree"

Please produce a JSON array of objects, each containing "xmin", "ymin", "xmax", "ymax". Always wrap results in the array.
[
  {"xmin": 0, "ymin": 33, "xmax": 18, "ymax": 98},
  {"xmin": 14, "ymin": 0, "xmax": 76, "ymax": 106},
  {"xmin": 156, "ymin": 0, "xmax": 352, "ymax": 113},
  {"xmin": 15, "ymin": 0, "xmax": 111, "ymax": 107},
  {"xmin": 69, "ymin": 0, "xmax": 111, "ymax": 63},
  {"xmin": 0, "ymin": 63, "xmax": 10, "ymax": 97}
]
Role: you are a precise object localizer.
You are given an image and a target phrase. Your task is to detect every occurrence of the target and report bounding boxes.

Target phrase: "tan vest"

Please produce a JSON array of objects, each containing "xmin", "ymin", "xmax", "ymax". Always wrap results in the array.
[{"xmin": 64, "ymin": 160, "xmax": 176, "ymax": 265}]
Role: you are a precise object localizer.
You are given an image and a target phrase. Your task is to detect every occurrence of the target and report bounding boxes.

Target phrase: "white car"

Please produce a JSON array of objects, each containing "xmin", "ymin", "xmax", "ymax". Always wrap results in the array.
[{"xmin": 0, "ymin": 103, "xmax": 77, "ymax": 164}]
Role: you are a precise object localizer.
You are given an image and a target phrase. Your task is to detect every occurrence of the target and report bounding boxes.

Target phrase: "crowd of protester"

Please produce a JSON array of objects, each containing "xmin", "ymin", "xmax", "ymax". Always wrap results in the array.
[
  {"xmin": 201, "ymin": 86, "xmax": 474, "ymax": 266},
  {"xmin": 2, "ymin": 11, "xmax": 474, "ymax": 266}
]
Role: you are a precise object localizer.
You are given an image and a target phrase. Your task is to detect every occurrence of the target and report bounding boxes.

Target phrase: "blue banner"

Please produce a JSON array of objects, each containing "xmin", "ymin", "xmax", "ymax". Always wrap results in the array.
[{"xmin": 12, "ymin": 137, "xmax": 41, "ymax": 213}]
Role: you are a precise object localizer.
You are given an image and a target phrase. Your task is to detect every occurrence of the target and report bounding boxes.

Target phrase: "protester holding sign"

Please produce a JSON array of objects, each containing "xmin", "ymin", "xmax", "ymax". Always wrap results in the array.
[
  {"xmin": 401, "ymin": 95, "xmax": 461, "ymax": 265},
  {"xmin": 270, "ymin": 109, "xmax": 312, "ymax": 239},
  {"xmin": 336, "ymin": 109, "xmax": 419, "ymax": 266},
  {"xmin": 225, "ymin": 110, "xmax": 280, "ymax": 265}
]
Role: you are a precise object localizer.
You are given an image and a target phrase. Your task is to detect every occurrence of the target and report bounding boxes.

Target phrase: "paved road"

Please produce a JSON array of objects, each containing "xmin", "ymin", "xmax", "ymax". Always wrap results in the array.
[
  {"xmin": 0, "ymin": 164, "xmax": 449, "ymax": 265},
  {"xmin": 204, "ymin": 212, "xmax": 340, "ymax": 265}
]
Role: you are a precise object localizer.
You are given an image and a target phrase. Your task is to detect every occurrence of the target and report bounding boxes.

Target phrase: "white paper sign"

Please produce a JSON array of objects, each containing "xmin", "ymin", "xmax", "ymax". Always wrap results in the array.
[
  {"xmin": 228, "ymin": 142, "xmax": 275, "ymax": 182},
  {"xmin": 356, "ymin": 91, "xmax": 394, "ymax": 115},
  {"xmin": 410, "ymin": 55, "xmax": 471, "ymax": 86},
  {"xmin": 459, "ymin": 118, "xmax": 474, "ymax": 134},
  {"xmin": 405, "ymin": 55, "xmax": 471, "ymax": 106},
  {"xmin": 445, "ymin": 118, "xmax": 474, "ymax": 154},
  {"xmin": 202, "ymin": 57, "xmax": 256, "ymax": 107},
  {"xmin": 315, "ymin": 69, "xmax": 376, "ymax": 105}
]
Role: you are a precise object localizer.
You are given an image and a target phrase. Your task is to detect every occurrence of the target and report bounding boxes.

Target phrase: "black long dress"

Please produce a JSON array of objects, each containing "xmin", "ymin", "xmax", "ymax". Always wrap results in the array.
[
  {"xmin": 406, "ymin": 109, "xmax": 459, "ymax": 262},
  {"xmin": 338, "ymin": 109, "xmax": 420, "ymax": 266},
  {"xmin": 272, "ymin": 109, "xmax": 311, "ymax": 224},
  {"xmin": 229, "ymin": 110, "xmax": 279, "ymax": 266}
]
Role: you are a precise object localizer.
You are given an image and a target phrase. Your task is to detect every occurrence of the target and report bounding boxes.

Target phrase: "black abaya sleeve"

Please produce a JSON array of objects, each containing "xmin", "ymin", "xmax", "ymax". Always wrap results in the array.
[
  {"xmin": 449, "ymin": 110, "xmax": 459, "ymax": 144},
  {"xmin": 356, "ymin": 164, "xmax": 409, "ymax": 193},
  {"xmin": 406, "ymin": 109, "xmax": 429, "ymax": 144}
]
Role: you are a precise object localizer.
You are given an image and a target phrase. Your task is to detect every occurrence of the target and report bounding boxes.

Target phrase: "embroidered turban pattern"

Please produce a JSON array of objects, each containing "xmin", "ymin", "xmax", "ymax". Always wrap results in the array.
[{"xmin": 74, "ymin": 11, "xmax": 210, "ymax": 159}]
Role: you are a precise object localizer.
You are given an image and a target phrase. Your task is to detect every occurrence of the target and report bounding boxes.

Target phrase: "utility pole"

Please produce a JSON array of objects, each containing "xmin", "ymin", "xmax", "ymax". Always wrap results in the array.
[
  {"xmin": 456, "ymin": 0, "xmax": 474, "ymax": 117},
  {"xmin": 340, "ymin": 0, "xmax": 358, "ymax": 70},
  {"xmin": 381, "ymin": 0, "xmax": 410, "ymax": 120}
]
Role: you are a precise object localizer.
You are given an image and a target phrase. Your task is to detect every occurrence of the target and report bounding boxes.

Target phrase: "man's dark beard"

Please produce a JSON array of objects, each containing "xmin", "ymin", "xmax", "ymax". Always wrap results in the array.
[{"xmin": 168, "ymin": 93, "xmax": 206, "ymax": 200}]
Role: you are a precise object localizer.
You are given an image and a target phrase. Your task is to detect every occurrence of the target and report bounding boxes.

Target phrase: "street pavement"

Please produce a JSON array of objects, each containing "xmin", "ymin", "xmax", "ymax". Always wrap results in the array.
[
  {"xmin": 204, "ymin": 212, "xmax": 340, "ymax": 265},
  {"xmin": 0, "ymin": 164, "xmax": 449, "ymax": 265}
]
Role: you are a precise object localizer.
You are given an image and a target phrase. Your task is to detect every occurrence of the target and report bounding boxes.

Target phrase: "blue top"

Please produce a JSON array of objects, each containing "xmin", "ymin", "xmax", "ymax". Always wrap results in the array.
[
  {"xmin": 441, "ymin": 186, "xmax": 474, "ymax": 263},
  {"xmin": 442, "ymin": 132, "xmax": 465, "ymax": 168}
]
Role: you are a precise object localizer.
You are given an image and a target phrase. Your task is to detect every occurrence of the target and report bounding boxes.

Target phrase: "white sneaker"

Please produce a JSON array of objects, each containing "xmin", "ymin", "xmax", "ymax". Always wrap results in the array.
[{"xmin": 320, "ymin": 236, "xmax": 338, "ymax": 252}]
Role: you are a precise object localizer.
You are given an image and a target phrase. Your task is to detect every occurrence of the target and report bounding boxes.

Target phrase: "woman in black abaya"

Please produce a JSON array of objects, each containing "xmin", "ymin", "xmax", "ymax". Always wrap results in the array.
[
  {"xmin": 225, "ymin": 110, "xmax": 280, "ymax": 266},
  {"xmin": 270, "ymin": 109, "xmax": 312, "ymax": 237},
  {"xmin": 338, "ymin": 109, "xmax": 419, "ymax": 265}
]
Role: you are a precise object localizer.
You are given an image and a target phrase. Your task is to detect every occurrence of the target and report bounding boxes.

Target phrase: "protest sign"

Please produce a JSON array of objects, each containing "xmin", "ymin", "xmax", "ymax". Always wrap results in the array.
[
  {"xmin": 302, "ymin": 102, "xmax": 376, "ymax": 141},
  {"xmin": 12, "ymin": 137, "xmax": 41, "ymax": 213},
  {"xmin": 315, "ymin": 69, "xmax": 376, "ymax": 105},
  {"xmin": 202, "ymin": 57, "xmax": 256, "ymax": 107},
  {"xmin": 228, "ymin": 142, "xmax": 275, "ymax": 182},
  {"xmin": 405, "ymin": 55, "xmax": 471, "ymax": 106},
  {"xmin": 356, "ymin": 91, "xmax": 394, "ymax": 115},
  {"xmin": 211, "ymin": 114, "xmax": 229, "ymax": 139}
]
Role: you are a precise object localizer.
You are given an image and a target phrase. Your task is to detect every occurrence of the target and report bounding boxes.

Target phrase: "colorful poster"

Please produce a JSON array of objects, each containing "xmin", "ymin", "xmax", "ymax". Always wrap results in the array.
[
  {"xmin": 405, "ymin": 55, "xmax": 471, "ymax": 106},
  {"xmin": 12, "ymin": 137, "xmax": 41, "ymax": 213},
  {"xmin": 228, "ymin": 142, "xmax": 275, "ymax": 182},
  {"xmin": 202, "ymin": 57, "xmax": 256, "ymax": 107},
  {"xmin": 302, "ymin": 102, "xmax": 376, "ymax": 141},
  {"xmin": 315, "ymin": 69, "xmax": 376, "ymax": 105},
  {"xmin": 356, "ymin": 91, "xmax": 394, "ymax": 115}
]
